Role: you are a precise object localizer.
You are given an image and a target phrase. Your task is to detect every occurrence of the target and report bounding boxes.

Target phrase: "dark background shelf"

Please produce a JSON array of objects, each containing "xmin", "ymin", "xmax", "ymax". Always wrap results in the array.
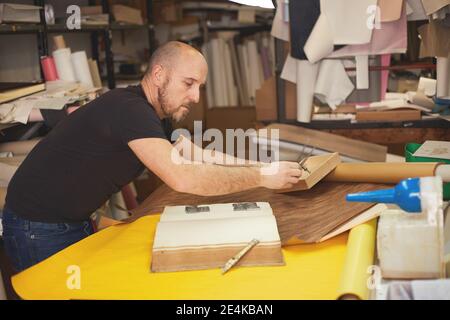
[{"xmin": 0, "ymin": 0, "xmax": 155, "ymax": 90}]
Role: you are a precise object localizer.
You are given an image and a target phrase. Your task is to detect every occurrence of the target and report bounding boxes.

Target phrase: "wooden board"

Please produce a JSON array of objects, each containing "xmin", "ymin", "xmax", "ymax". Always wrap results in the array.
[
  {"xmin": 277, "ymin": 152, "xmax": 341, "ymax": 193},
  {"xmin": 262, "ymin": 123, "xmax": 387, "ymax": 162},
  {"xmin": 129, "ymin": 181, "xmax": 391, "ymax": 244},
  {"xmin": 356, "ymin": 110, "xmax": 422, "ymax": 122}
]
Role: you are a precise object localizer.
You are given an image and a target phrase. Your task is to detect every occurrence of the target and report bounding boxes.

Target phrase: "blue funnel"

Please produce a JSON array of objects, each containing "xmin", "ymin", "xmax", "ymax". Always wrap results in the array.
[{"xmin": 346, "ymin": 178, "xmax": 422, "ymax": 213}]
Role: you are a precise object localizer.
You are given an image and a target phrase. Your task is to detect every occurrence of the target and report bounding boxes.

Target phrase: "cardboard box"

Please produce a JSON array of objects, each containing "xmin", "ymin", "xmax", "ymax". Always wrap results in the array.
[
  {"xmin": 153, "ymin": 0, "xmax": 182, "ymax": 24},
  {"xmin": 80, "ymin": 6, "xmax": 103, "ymax": 16},
  {"xmin": 112, "ymin": 4, "xmax": 143, "ymax": 25},
  {"xmin": 0, "ymin": 3, "xmax": 41, "ymax": 24},
  {"xmin": 255, "ymin": 76, "xmax": 297, "ymax": 121}
]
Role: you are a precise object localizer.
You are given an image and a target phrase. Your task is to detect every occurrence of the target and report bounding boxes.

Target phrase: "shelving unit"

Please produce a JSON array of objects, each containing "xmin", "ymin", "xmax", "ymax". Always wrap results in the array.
[{"xmin": 0, "ymin": 0, "xmax": 156, "ymax": 89}]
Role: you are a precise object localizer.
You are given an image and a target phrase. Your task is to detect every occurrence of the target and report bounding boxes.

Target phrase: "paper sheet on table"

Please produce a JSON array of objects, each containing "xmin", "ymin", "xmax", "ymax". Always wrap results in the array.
[
  {"xmin": 0, "ymin": 101, "xmax": 33, "ymax": 124},
  {"xmin": 413, "ymin": 140, "xmax": 450, "ymax": 160}
]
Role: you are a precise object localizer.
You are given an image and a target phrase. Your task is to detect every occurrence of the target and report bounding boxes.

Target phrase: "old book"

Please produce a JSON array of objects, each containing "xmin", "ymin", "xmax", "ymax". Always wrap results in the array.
[
  {"xmin": 130, "ymin": 182, "xmax": 390, "ymax": 244},
  {"xmin": 151, "ymin": 202, "xmax": 285, "ymax": 272},
  {"xmin": 0, "ymin": 82, "xmax": 45, "ymax": 104},
  {"xmin": 277, "ymin": 152, "xmax": 341, "ymax": 193}
]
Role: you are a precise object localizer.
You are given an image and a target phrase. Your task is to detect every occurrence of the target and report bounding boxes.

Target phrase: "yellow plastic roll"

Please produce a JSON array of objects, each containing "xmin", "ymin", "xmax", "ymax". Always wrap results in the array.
[
  {"xmin": 12, "ymin": 214, "xmax": 350, "ymax": 300},
  {"xmin": 336, "ymin": 218, "xmax": 377, "ymax": 300},
  {"xmin": 325, "ymin": 162, "xmax": 440, "ymax": 184}
]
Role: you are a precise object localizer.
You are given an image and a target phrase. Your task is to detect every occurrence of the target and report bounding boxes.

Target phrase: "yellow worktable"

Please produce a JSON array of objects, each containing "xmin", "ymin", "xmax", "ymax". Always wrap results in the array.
[{"xmin": 12, "ymin": 215, "xmax": 375, "ymax": 300}]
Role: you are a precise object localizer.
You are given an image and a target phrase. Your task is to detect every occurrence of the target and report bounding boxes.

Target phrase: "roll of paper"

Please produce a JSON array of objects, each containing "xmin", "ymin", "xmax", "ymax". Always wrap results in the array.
[
  {"xmin": 336, "ymin": 219, "xmax": 377, "ymax": 300},
  {"xmin": 40, "ymin": 56, "xmax": 58, "ymax": 82},
  {"xmin": 53, "ymin": 35, "xmax": 66, "ymax": 50},
  {"xmin": 297, "ymin": 60, "xmax": 319, "ymax": 123},
  {"xmin": 356, "ymin": 55, "xmax": 369, "ymax": 89},
  {"xmin": 71, "ymin": 51, "xmax": 94, "ymax": 88},
  {"xmin": 53, "ymin": 48, "xmax": 76, "ymax": 82},
  {"xmin": 436, "ymin": 56, "xmax": 449, "ymax": 98},
  {"xmin": 324, "ymin": 162, "xmax": 441, "ymax": 183},
  {"xmin": 88, "ymin": 59, "xmax": 102, "ymax": 88}
]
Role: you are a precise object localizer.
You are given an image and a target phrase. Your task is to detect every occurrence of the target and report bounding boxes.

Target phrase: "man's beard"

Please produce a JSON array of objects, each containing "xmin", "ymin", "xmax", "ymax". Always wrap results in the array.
[{"xmin": 158, "ymin": 79, "xmax": 190, "ymax": 123}]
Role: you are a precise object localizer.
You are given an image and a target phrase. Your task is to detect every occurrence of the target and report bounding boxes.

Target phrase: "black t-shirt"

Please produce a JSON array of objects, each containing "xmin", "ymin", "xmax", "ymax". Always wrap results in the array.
[{"xmin": 6, "ymin": 85, "xmax": 172, "ymax": 223}]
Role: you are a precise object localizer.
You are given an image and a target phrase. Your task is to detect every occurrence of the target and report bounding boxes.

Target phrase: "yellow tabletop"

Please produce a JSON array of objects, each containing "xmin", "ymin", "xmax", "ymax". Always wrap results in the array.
[{"xmin": 12, "ymin": 214, "xmax": 350, "ymax": 300}]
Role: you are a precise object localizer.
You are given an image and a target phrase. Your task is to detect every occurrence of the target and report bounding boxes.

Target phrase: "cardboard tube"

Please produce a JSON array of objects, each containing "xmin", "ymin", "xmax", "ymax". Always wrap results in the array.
[
  {"xmin": 71, "ymin": 51, "xmax": 94, "ymax": 88},
  {"xmin": 53, "ymin": 35, "xmax": 66, "ymax": 50},
  {"xmin": 356, "ymin": 55, "xmax": 369, "ymax": 90},
  {"xmin": 324, "ymin": 162, "xmax": 441, "ymax": 183},
  {"xmin": 436, "ymin": 57, "xmax": 449, "ymax": 98},
  {"xmin": 53, "ymin": 48, "xmax": 76, "ymax": 82},
  {"xmin": 336, "ymin": 218, "xmax": 377, "ymax": 300},
  {"xmin": 40, "ymin": 56, "xmax": 58, "ymax": 82}
]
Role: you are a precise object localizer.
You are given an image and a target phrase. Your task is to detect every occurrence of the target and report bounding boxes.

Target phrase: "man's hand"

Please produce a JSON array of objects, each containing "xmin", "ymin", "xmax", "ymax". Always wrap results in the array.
[
  {"xmin": 129, "ymin": 138, "xmax": 303, "ymax": 196},
  {"xmin": 259, "ymin": 161, "xmax": 303, "ymax": 190}
]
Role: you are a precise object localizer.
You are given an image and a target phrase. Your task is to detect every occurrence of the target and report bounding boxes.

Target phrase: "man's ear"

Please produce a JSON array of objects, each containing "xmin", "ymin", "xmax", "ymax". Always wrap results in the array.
[{"xmin": 152, "ymin": 64, "xmax": 164, "ymax": 87}]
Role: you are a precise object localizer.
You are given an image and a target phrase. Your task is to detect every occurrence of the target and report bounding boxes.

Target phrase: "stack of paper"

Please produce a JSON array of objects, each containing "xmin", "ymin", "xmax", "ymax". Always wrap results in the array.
[{"xmin": 203, "ymin": 31, "xmax": 275, "ymax": 108}]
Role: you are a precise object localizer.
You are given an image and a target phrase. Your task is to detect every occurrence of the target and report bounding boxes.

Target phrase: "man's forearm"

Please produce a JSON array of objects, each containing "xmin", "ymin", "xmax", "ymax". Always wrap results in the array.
[
  {"xmin": 175, "ymin": 135, "xmax": 264, "ymax": 167},
  {"xmin": 175, "ymin": 163, "xmax": 261, "ymax": 196}
]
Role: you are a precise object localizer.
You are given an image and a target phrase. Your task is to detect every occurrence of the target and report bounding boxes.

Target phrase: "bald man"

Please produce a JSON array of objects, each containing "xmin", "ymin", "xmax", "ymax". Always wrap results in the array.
[{"xmin": 2, "ymin": 42, "xmax": 302, "ymax": 272}]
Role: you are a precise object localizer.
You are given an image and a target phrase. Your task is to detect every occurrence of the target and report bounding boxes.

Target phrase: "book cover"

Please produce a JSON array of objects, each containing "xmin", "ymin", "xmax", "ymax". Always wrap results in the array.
[{"xmin": 151, "ymin": 202, "xmax": 285, "ymax": 272}]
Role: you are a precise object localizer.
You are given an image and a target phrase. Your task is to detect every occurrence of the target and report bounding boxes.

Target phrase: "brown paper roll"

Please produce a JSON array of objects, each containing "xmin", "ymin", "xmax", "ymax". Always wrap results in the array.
[
  {"xmin": 53, "ymin": 35, "xmax": 66, "ymax": 50},
  {"xmin": 324, "ymin": 162, "xmax": 441, "ymax": 183}
]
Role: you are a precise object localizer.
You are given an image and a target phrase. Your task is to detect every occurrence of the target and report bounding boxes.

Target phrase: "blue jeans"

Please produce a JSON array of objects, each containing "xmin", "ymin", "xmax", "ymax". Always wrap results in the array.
[{"xmin": 1, "ymin": 207, "xmax": 94, "ymax": 272}]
